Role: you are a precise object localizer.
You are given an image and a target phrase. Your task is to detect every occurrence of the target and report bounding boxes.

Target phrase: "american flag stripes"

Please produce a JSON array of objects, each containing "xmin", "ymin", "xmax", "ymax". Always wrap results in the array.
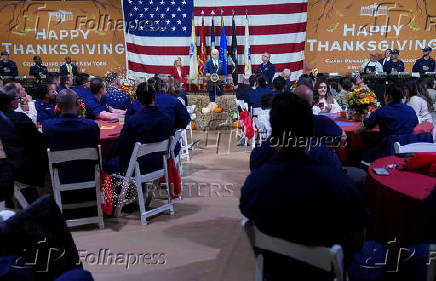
[{"xmin": 123, "ymin": 0, "xmax": 307, "ymax": 82}]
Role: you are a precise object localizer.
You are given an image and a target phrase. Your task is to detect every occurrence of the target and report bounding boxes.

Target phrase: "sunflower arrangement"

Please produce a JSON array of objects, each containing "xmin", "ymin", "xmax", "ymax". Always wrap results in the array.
[
  {"xmin": 346, "ymin": 88, "xmax": 378, "ymax": 115},
  {"xmin": 119, "ymin": 82, "xmax": 135, "ymax": 101}
]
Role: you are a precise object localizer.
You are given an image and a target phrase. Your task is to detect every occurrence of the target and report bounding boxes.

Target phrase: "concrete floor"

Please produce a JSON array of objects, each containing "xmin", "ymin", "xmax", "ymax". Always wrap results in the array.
[{"xmin": 71, "ymin": 131, "xmax": 255, "ymax": 281}]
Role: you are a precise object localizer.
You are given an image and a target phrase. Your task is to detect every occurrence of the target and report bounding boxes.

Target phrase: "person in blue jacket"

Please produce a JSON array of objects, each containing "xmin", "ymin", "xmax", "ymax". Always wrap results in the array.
[
  {"xmin": 71, "ymin": 74, "xmax": 91, "ymax": 100},
  {"xmin": 35, "ymin": 83, "xmax": 56, "ymax": 124},
  {"xmin": 256, "ymin": 52, "xmax": 275, "ymax": 87},
  {"xmin": 204, "ymin": 48, "xmax": 225, "ymax": 102},
  {"xmin": 0, "ymin": 51, "xmax": 18, "ymax": 77},
  {"xmin": 412, "ymin": 47, "xmax": 435, "ymax": 73},
  {"xmin": 247, "ymin": 74, "xmax": 273, "ymax": 109},
  {"xmin": 383, "ymin": 49, "xmax": 404, "ymax": 73}
]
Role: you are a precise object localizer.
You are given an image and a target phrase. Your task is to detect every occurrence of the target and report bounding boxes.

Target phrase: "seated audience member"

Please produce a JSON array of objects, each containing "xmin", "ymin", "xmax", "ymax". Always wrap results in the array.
[
  {"xmin": 126, "ymin": 77, "xmax": 158, "ymax": 120},
  {"xmin": 167, "ymin": 76, "xmax": 186, "ymax": 106},
  {"xmin": 0, "ymin": 87, "xmax": 46, "ymax": 187},
  {"xmin": 104, "ymin": 72, "xmax": 131, "ymax": 110},
  {"xmin": 352, "ymin": 75, "xmax": 369, "ymax": 90},
  {"xmin": 314, "ymin": 79, "xmax": 342, "ymax": 113},
  {"xmin": 420, "ymin": 77, "xmax": 436, "ymax": 103},
  {"xmin": 84, "ymin": 77, "xmax": 125, "ymax": 120},
  {"xmin": 271, "ymin": 76, "xmax": 286, "ymax": 94},
  {"xmin": 281, "ymin": 68, "xmax": 292, "ymax": 91},
  {"xmin": 58, "ymin": 73, "xmax": 73, "ymax": 91},
  {"xmin": 247, "ymin": 74, "xmax": 273, "ymax": 109},
  {"xmin": 47, "ymin": 72, "xmax": 61, "ymax": 93},
  {"xmin": 176, "ymin": 80, "xmax": 188, "ymax": 106},
  {"xmin": 236, "ymin": 74, "xmax": 252, "ymax": 103},
  {"xmin": 240, "ymin": 93, "xmax": 369, "ymax": 280},
  {"xmin": 43, "ymin": 89, "xmax": 100, "ymax": 218},
  {"xmin": 355, "ymin": 84, "xmax": 418, "ymax": 162},
  {"xmin": 336, "ymin": 77, "xmax": 353, "ymax": 107},
  {"xmin": 296, "ymin": 74, "xmax": 314, "ymax": 93},
  {"xmin": 71, "ymin": 73, "xmax": 91, "ymax": 100},
  {"xmin": 35, "ymin": 83, "xmax": 56, "ymax": 124},
  {"xmin": 106, "ymin": 82, "xmax": 173, "ymax": 174},
  {"xmin": 404, "ymin": 80, "xmax": 433, "ymax": 123},
  {"xmin": 5, "ymin": 82, "xmax": 37, "ymax": 123}
]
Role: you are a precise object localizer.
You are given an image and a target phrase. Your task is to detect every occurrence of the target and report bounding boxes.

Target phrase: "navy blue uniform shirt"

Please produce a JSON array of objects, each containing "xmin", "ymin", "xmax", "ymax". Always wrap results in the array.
[
  {"xmin": 313, "ymin": 114, "xmax": 343, "ymax": 145},
  {"xmin": 84, "ymin": 94, "xmax": 109, "ymax": 119},
  {"xmin": 383, "ymin": 60, "xmax": 405, "ymax": 73},
  {"xmin": 0, "ymin": 60, "xmax": 18, "ymax": 77},
  {"xmin": 256, "ymin": 61, "xmax": 276, "ymax": 86},
  {"xmin": 363, "ymin": 101, "xmax": 418, "ymax": 139},
  {"xmin": 247, "ymin": 86, "xmax": 273, "ymax": 109},
  {"xmin": 71, "ymin": 86, "xmax": 92, "ymax": 101},
  {"xmin": 155, "ymin": 92, "xmax": 190, "ymax": 130},
  {"xmin": 29, "ymin": 64, "xmax": 48, "ymax": 80},
  {"xmin": 35, "ymin": 99, "xmax": 56, "ymax": 124},
  {"xmin": 412, "ymin": 57, "xmax": 435, "ymax": 73},
  {"xmin": 115, "ymin": 106, "xmax": 173, "ymax": 174}
]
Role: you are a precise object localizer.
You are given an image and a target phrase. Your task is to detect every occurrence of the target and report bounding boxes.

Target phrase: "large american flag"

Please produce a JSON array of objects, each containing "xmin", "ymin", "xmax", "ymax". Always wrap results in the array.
[{"xmin": 122, "ymin": 0, "xmax": 307, "ymax": 82}]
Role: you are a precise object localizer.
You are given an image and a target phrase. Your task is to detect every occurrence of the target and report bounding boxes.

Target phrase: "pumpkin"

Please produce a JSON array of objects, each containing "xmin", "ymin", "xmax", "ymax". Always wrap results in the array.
[
  {"xmin": 202, "ymin": 107, "xmax": 210, "ymax": 114},
  {"xmin": 233, "ymin": 120, "xmax": 242, "ymax": 129},
  {"xmin": 191, "ymin": 121, "xmax": 196, "ymax": 130},
  {"xmin": 208, "ymin": 102, "xmax": 218, "ymax": 111},
  {"xmin": 214, "ymin": 107, "xmax": 223, "ymax": 113}
]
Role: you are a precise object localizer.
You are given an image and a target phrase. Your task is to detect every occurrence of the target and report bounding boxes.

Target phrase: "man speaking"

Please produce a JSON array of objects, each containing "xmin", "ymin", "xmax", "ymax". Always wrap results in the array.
[{"xmin": 204, "ymin": 49, "xmax": 225, "ymax": 103}]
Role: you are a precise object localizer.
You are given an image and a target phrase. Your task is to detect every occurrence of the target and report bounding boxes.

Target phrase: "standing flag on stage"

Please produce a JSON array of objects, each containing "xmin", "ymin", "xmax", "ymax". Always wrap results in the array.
[
  {"xmin": 243, "ymin": 15, "xmax": 252, "ymax": 76},
  {"xmin": 198, "ymin": 12, "xmax": 206, "ymax": 77},
  {"xmin": 219, "ymin": 15, "xmax": 228, "ymax": 76},
  {"xmin": 210, "ymin": 12, "xmax": 216, "ymax": 51},
  {"xmin": 188, "ymin": 18, "xmax": 199, "ymax": 84},
  {"xmin": 122, "ymin": 0, "xmax": 307, "ymax": 81},
  {"xmin": 230, "ymin": 14, "xmax": 239, "ymax": 86}
]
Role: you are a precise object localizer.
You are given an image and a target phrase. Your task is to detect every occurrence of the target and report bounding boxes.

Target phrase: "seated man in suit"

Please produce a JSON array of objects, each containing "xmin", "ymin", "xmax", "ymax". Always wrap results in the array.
[
  {"xmin": 60, "ymin": 56, "xmax": 78, "ymax": 76},
  {"xmin": 204, "ymin": 48, "xmax": 225, "ymax": 103},
  {"xmin": 240, "ymin": 93, "xmax": 369, "ymax": 280},
  {"xmin": 106, "ymin": 82, "xmax": 173, "ymax": 175},
  {"xmin": 43, "ymin": 89, "xmax": 100, "ymax": 219},
  {"xmin": 84, "ymin": 77, "xmax": 125, "ymax": 120},
  {"xmin": 29, "ymin": 56, "xmax": 48, "ymax": 82}
]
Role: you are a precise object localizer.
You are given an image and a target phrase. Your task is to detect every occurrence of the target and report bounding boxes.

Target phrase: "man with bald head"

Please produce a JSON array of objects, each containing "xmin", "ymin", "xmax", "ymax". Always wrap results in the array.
[{"xmin": 204, "ymin": 48, "xmax": 225, "ymax": 102}]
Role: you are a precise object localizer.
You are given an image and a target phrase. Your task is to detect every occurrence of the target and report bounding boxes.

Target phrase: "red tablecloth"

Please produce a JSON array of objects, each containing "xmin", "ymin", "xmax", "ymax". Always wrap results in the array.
[
  {"xmin": 366, "ymin": 156, "xmax": 436, "ymax": 245},
  {"xmin": 96, "ymin": 120, "xmax": 123, "ymax": 159},
  {"xmin": 322, "ymin": 113, "xmax": 434, "ymax": 164}
]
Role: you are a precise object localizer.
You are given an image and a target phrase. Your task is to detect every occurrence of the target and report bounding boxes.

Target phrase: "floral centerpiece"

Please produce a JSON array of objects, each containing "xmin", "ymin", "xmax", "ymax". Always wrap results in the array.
[
  {"xmin": 119, "ymin": 82, "xmax": 135, "ymax": 101},
  {"xmin": 346, "ymin": 88, "xmax": 378, "ymax": 121},
  {"xmin": 55, "ymin": 100, "xmax": 86, "ymax": 117}
]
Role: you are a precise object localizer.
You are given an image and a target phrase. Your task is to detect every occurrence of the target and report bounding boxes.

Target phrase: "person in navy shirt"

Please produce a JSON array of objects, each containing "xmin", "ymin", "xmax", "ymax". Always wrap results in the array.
[
  {"xmin": 58, "ymin": 73, "xmax": 73, "ymax": 91},
  {"xmin": 43, "ymin": 89, "xmax": 100, "ymax": 217},
  {"xmin": 412, "ymin": 47, "xmax": 435, "ymax": 73},
  {"xmin": 240, "ymin": 93, "xmax": 369, "ymax": 280},
  {"xmin": 104, "ymin": 72, "xmax": 131, "ymax": 110},
  {"xmin": 247, "ymin": 74, "xmax": 273, "ymax": 109},
  {"xmin": 204, "ymin": 48, "xmax": 225, "ymax": 102},
  {"xmin": 236, "ymin": 74, "xmax": 253, "ymax": 105},
  {"xmin": 106, "ymin": 82, "xmax": 173, "ymax": 174},
  {"xmin": 71, "ymin": 74, "xmax": 91, "ymax": 100},
  {"xmin": 256, "ymin": 52, "xmax": 275, "ymax": 87},
  {"xmin": 383, "ymin": 49, "xmax": 404, "ymax": 73},
  {"xmin": 29, "ymin": 56, "xmax": 48, "ymax": 82},
  {"xmin": 84, "ymin": 77, "xmax": 125, "ymax": 120},
  {"xmin": 47, "ymin": 72, "xmax": 61, "ymax": 94},
  {"xmin": 35, "ymin": 83, "xmax": 56, "ymax": 124},
  {"xmin": 0, "ymin": 51, "xmax": 18, "ymax": 77},
  {"xmin": 271, "ymin": 76, "xmax": 286, "ymax": 94}
]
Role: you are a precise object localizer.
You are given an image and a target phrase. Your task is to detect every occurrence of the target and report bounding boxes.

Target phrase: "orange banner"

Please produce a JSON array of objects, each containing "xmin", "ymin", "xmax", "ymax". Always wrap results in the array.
[
  {"xmin": 305, "ymin": 0, "xmax": 436, "ymax": 74},
  {"xmin": 0, "ymin": 0, "xmax": 126, "ymax": 77}
]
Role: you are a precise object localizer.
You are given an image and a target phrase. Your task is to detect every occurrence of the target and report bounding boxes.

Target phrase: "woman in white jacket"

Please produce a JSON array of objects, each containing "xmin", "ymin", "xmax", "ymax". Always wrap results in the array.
[
  {"xmin": 404, "ymin": 79, "xmax": 433, "ymax": 123},
  {"xmin": 314, "ymin": 79, "xmax": 342, "ymax": 113}
]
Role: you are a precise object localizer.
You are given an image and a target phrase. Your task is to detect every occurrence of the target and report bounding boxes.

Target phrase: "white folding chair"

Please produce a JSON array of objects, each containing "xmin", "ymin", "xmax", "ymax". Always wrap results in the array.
[
  {"xmin": 113, "ymin": 139, "xmax": 174, "ymax": 226},
  {"xmin": 242, "ymin": 219, "xmax": 345, "ymax": 281},
  {"xmin": 47, "ymin": 146, "xmax": 104, "ymax": 229},
  {"xmin": 252, "ymin": 107, "xmax": 271, "ymax": 141},
  {"xmin": 181, "ymin": 105, "xmax": 196, "ymax": 160},
  {"xmin": 12, "ymin": 182, "xmax": 30, "ymax": 209},
  {"xmin": 394, "ymin": 142, "xmax": 436, "ymax": 153}
]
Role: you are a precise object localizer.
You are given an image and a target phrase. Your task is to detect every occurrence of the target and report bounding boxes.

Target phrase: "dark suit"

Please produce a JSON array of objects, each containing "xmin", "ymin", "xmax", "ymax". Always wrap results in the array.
[
  {"xmin": 204, "ymin": 59, "xmax": 225, "ymax": 102},
  {"xmin": 29, "ymin": 64, "xmax": 48, "ymax": 81},
  {"xmin": 108, "ymin": 106, "xmax": 173, "ymax": 174},
  {"xmin": 256, "ymin": 62, "xmax": 275, "ymax": 86},
  {"xmin": 60, "ymin": 63, "xmax": 78, "ymax": 76}
]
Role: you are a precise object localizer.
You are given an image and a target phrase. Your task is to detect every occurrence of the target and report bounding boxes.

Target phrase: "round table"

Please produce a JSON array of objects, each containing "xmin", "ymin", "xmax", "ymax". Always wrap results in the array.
[
  {"xmin": 96, "ymin": 120, "xmax": 123, "ymax": 159},
  {"xmin": 366, "ymin": 155, "xmax": 436, "ymax": 245},
  {"xmin": 321, "ymin": 113, "xmax": 434, "ymax": 164}
]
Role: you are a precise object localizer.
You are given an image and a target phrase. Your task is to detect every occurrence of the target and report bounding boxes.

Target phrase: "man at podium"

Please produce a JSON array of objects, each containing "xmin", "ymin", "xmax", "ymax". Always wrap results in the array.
[{"xmin": 204, "ymin": 48, "xmax": 225, "ymax": 102}]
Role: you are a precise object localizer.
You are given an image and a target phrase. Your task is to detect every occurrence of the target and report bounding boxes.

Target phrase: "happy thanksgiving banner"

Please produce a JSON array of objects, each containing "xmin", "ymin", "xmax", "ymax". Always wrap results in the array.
[
  {"xmin": 0, "ymin": 0, "xmax": 126, "ymax": 76},
  {"xmin": 305, "ymin": 0, "xmax": 436, "ymax": 74}
]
